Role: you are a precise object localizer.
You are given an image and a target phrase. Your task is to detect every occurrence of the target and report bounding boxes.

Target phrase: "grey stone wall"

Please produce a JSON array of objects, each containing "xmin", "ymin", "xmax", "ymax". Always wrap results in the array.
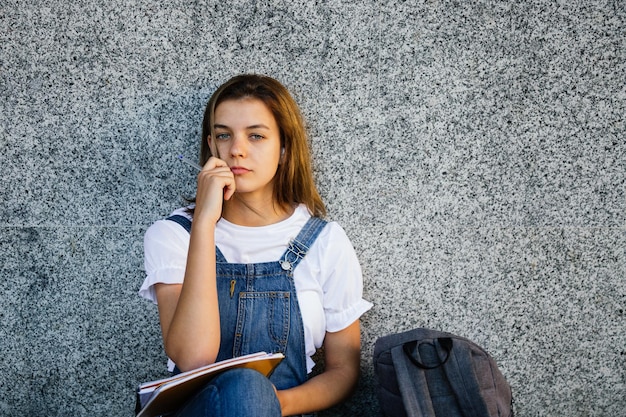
[{"xmin": 1, "ymin": 1, "xmax": 624, "ymax": 416}]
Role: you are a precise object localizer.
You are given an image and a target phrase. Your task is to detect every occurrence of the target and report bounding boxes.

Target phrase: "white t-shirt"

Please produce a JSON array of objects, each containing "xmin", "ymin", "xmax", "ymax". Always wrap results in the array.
[{"xmin": 140, "ymin": 204, "xmax": 372, "ymax": 372}]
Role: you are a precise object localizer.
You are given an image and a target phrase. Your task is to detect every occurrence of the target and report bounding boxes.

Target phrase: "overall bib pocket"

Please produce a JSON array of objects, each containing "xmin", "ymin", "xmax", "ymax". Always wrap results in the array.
[{"xmin": 233, "ymin": 291, "xmax": 291, "ymax": 357}]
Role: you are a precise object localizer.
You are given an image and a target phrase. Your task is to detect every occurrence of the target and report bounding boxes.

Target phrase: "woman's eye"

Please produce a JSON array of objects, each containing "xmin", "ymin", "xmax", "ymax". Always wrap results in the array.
[
  {"xmin": 250, "ymin": 134, "xmax": 264, "ymax": 141},
  {"xmin": 215, "ymin": 133, "xmax": 230, "ymax": 141}
]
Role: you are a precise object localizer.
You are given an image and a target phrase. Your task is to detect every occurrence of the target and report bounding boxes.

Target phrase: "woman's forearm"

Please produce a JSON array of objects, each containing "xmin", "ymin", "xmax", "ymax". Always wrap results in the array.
[
  {"xmin": 276, "ymin": 360, "xmax": 360, "ymax": 415},
  {"xmin": 277, "ymin": 321, "xmax": 362, "ymax": 415},
  {"xmin": 163, "ymin": 219, "xmax": 221, "ymax": 371}
]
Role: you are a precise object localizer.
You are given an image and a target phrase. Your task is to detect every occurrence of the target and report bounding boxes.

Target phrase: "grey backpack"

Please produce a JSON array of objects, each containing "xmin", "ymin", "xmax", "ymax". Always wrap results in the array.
[{"xmin": 373, "ymin": 328, "xmax": 513, "ymax": 417}]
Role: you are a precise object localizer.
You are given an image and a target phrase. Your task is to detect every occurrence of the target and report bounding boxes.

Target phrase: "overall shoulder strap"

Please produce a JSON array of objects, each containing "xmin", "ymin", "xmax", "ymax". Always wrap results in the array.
[
  {"xmin": 279, "ymin": 217, "xmax": 327, "ymax": 272},
  {"xmin": 166, "ymin": 214, "xmax": 191, "ymax": 232},
  {"xmin": 165, "ymin": 215, "xmax": 227, "ymax": 263}
]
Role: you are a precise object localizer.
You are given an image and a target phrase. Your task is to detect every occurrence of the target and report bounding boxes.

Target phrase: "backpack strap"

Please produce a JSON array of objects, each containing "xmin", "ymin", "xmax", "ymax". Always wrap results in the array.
[
  {"xmin": 390, "ymin": 344, "xmax": 433, "ymax": 417},
  {"xmin": 165, "ymin": 214, "xmax": 227, "ymax": 262},
  {"xmin": 440, "ymin": 339, "xmax": 491, "ymax": 417}
]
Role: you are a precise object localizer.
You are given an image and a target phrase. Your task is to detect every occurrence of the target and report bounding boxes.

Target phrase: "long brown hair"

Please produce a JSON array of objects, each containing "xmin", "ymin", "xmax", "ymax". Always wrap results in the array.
[{"xmin": 199, "ymin": 74, "xmax": 326, "ymax": 218}]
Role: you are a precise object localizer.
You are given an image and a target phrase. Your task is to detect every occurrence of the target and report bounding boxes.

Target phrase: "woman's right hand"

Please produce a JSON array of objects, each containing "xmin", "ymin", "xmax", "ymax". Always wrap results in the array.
[{"xmin": 193, "ymin": 156, "xmax": 235, "ymax": 224}]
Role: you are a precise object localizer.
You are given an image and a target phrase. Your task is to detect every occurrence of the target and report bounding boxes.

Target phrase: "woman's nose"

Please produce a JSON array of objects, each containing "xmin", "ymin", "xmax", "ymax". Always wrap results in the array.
[{"xmin": 229, "ymin": 135, "xmax": 246, "ymax": 157}]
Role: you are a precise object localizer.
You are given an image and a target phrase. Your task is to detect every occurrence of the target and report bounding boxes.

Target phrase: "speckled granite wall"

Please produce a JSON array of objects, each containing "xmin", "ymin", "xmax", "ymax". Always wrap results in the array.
[{"xmin": 1, "ymin": 1, "xmax": 624, "ymax": 416}]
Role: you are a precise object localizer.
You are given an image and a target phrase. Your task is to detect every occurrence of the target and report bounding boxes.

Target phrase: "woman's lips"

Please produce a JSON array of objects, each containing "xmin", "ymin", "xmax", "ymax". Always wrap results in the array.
[{"xmin": 230, "ymin": 167, "xmax": 250, "ymax": 175}]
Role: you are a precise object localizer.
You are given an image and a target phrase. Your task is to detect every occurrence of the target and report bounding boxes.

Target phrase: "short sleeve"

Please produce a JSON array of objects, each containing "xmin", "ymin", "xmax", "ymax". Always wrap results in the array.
[
  {"xmin": 139, "ymin": 218, "xmax": 191, "ymax": 304},
  {"xmin": 316, "ymin": 222, "xmax": 373, "ymax": 332}
]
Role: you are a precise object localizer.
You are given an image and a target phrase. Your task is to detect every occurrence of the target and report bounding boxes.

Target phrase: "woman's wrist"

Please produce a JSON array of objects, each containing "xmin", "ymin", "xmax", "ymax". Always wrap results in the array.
[
  {"xmin": 275, "ymin": 388, "xmax": 289, "ymax": 416},
  {"xmin": 190, "ymin": 213, "xmax": 218, "ymax": 232}
]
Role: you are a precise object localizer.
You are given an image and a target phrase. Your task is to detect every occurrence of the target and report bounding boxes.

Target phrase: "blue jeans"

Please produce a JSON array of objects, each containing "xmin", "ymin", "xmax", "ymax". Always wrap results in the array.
[{"xmin": 174, "ymin": 368, "xmax": 281, "ymax": 417}]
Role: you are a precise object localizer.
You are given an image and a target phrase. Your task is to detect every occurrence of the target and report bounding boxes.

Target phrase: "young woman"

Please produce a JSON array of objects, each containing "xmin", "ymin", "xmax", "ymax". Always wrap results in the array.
[{"xmin": 139, "ymin": 74, "xmax": 372, "ymax": 416}]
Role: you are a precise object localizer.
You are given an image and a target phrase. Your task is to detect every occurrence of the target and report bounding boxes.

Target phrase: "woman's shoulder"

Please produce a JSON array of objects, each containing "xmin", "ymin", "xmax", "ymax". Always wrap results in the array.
[
  {"xmin": 309, "ymin": 215, "xmax": 355, "ymax": 257},
  {"xmin": 294, "ymin": 206, "xmax": 350, "ymax": 240},
  {"xmin": 145, "ymin": 206, "xmax": 194, "ymax": 240},
  {"xmin": 168, "ymin": 206, "xmax": 194, "ymax": 221}
]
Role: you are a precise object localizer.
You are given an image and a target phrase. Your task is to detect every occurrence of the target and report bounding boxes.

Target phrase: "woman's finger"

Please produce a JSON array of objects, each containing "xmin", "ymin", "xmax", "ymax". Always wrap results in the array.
[{"xmin": 202, "ymin": 156, "xmax": 228, "ymax": 171}]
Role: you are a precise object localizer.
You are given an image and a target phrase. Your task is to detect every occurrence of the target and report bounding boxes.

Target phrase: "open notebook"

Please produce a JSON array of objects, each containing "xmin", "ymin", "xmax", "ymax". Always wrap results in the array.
[{"xmin": 136, "ymin": 352, "xmax": 284, "ymax": 417}]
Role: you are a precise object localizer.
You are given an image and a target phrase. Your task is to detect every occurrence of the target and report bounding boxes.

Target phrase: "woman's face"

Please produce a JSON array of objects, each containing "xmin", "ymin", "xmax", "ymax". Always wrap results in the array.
[{"xmin": 210, "ymin": 98, "xmax": 282, "ymax": 200}]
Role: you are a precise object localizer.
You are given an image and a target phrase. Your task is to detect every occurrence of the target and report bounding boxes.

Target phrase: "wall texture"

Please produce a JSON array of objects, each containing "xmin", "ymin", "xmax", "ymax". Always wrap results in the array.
[{"xmin": 1, "ymin": 1, "xmax": 624, "ymax": 416}]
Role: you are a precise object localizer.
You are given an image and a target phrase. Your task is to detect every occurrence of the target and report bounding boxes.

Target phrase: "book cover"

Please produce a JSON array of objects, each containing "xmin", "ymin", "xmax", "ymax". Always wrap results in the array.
[{"xmin": 136, "ymin": 352, "xmax": 284, "ymax": 417}]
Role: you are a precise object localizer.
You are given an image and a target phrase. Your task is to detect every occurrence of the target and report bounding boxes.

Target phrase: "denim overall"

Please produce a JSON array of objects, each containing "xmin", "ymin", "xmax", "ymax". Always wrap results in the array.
[{"xmin": 166, "ymin": 214, "xmax": 327, "ymax": 416}]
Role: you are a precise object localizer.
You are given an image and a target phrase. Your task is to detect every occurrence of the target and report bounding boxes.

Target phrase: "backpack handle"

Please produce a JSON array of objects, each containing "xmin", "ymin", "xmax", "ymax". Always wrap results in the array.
[{"xmin": 402, "ymin": 337, "xmax": 453, "ymax": 369}]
